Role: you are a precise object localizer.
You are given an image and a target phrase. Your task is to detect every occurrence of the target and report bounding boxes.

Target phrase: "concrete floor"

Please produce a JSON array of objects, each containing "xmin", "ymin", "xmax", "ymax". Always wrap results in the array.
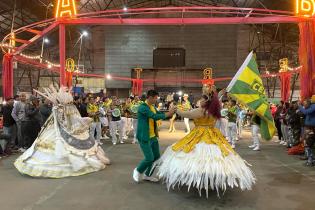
[{"xmin": 1, "ymin": 122, "xmax": 315, "ymax": 210}]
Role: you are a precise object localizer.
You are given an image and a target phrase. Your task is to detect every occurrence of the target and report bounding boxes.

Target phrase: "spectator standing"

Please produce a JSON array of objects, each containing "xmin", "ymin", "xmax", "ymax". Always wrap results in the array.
[
  {"xmin": 2, "ymin": 97, "xmax": 16, "ymax": 153},
  {"xmin": 11, "ymin": 93, "xmax": 27, "ymax": 151},
  {"xmin": 39, "ymin": 98, "xmax": 52, "ymax": 125},
  {"xmin": 274, "ymin": 102, "xmax": 283, "ymax": 143},
  {"xmin": 22, "ymin": 95, "xmax": 41, "ymax": 148},
  {"xmin": 298, "ymin": 98, "xmax": 315, "ymax": 166},
  {"xmin": 79, "ymin": 97, "xmax": 89, "ymax": 117}
]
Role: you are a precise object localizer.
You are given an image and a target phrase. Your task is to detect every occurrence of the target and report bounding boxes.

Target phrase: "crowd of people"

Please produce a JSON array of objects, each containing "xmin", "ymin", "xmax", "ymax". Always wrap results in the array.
[
  {"xmin": 0, "ymin": 89, "xmax": 315, "ymax": 167},
  {"xmin": 0, "ymin": 90, "xmax": 193, "ymax": 158}
]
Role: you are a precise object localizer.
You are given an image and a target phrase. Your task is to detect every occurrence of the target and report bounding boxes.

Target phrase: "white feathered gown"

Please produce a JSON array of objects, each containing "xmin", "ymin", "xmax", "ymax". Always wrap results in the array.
[
  {"xmin": 15, "ymin": 88, "xmax": 110, "ymax": 178},
  {"xmin": 156, "ymin": 108, "xmax": 255, "ymax": 197}
]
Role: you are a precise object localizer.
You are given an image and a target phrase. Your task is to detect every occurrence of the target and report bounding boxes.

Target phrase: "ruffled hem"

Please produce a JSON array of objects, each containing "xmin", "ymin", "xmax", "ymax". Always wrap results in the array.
[
  {"xmin": 14, "ymin": 158, "xmax": 105, "ymax": 178},
  {"xmin": 156, "ymin": 142, "xmax": 256, "ymax": 197}
]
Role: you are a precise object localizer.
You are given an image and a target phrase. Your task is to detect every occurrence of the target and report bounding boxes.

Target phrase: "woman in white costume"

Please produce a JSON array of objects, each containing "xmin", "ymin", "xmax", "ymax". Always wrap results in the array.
[
  {"xmin": 15, "ymin": 86, "xmax": 110, "ymax": 178},
  {"xmin": 156, "ymin": 85, "xmax": 255, "ymax": 197}
]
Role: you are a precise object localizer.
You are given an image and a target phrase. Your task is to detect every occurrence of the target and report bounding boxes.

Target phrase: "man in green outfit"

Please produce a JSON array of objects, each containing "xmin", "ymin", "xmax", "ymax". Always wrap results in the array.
[{"xmin": 133, "ymin": 90, "xmax": 176, "ymax": 183}]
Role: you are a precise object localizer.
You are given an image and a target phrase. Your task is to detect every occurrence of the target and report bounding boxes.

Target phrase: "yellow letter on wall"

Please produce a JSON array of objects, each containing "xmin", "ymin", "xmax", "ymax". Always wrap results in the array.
[
  {"xmin": 296, "ymin": 0, "xmax": 315, "ymax": 17},
  {"xmin": 55, "ymin": 0, "xmax": 77, "ymax": 18}
]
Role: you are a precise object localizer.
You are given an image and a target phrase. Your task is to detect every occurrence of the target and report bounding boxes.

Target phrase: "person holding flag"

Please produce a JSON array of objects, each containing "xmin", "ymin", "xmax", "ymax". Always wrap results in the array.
[{"xmin": 226, "ymin": 51, "xmax": 276, "ymax": 144}]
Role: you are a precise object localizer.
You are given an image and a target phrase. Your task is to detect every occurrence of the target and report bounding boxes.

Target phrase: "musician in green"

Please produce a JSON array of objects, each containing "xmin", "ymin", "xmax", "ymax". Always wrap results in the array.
[{"xmin": 133, "ymin": 90, "xmax": 175, "ymax": 183}]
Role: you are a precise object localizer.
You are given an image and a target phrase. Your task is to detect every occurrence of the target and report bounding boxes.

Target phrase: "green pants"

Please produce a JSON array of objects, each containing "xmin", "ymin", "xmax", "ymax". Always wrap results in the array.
[{"xmin": 136, "ymin": 137, "xmax": 160, "ymax": 176}]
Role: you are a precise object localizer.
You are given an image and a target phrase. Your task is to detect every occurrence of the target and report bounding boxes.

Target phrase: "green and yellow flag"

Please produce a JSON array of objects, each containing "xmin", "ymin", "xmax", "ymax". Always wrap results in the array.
[{"xmin": 227, "ymin": 51, "xmax": 276, "ymax": 140}]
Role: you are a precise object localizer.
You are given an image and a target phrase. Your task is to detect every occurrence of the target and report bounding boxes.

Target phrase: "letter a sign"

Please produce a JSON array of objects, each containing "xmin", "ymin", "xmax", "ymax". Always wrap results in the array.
[
  {"xmin": 296, "ymin": 0, "xmax": 315, "ymax": 17},
  {"xmin": 55, "ymin": 0, "xmax": 77, "ymax": 18}
]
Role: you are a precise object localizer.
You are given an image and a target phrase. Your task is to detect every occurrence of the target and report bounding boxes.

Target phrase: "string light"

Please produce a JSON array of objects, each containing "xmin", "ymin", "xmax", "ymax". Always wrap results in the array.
[
  {"xmin": 19, "ymin": 52, "xmax": 60, "ymax": 67},
  {"xmin": 0, "ymin": 43, "xmax": 11, "ymax": 48}
]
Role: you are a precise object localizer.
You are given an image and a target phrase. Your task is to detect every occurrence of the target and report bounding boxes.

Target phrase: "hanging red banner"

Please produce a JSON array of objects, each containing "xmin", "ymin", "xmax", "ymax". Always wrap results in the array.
[
  {"xmin": 299, "ymin": 21, "xmax": 315, "ymax": 100},
  {"xmin": 279, "ymin": 72, "xmax": 292, "ymax": 102},
  {"xmin": 2, "ymin": 54, "xmax": 14, "ymax": 99},
  {"xmin": 132, "ymin": 79, "xmax": 143, "ymax": 96}
]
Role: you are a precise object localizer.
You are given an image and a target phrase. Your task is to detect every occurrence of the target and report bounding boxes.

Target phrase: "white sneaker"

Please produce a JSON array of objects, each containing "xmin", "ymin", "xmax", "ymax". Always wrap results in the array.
[
  {"xmin": 102, "ymin": 135, "xmax": 110, "ymax": 140},
  {"xmin": 273, "ymin": 139, "xmax": 280, "ymax": 143},
  {"xmin": 113, "ymin": 142, "xmax": 117, "ymax": 145},
  {"xmin": 279, "ymin": 141, "xmax": 284, "ymax": 145},
  {"xmin": 123, "ymin": 136, "xmax": 128, "ymax": 140},
  {"xmin": 18, "ymin": 148, "xmax": 26, "ymax": 152},
  {"xmin": 253, "ymin": 146, "xmax": 260, "ymax": 151},
  {"xmin": 281, "ymin": 141, "xmax": 286, "ymax": 145},
  {"xmin": 120, "ymin": 141, "xmax": 125, "ymax": 144},
  {"xmin": 231, "ymin": 144, "xmax": 236, "ymax": 149},
  {"xmin": 133, "ymin": 168, "xmax": 141, "ymax": 183},
  {"xmin": 143, "ymin": 175, "xmax": 159, "ymax": 182},
  {"xmin": 248, "ymin": 144, "xmax": 256, "ymax": 148}
]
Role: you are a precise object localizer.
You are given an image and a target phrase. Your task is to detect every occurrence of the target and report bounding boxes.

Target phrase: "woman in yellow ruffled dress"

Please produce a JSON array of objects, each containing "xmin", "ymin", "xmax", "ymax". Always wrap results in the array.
[
  {"xmin": 14, "ymin": 87, "xmax": 110, "ymax": 178},
  {"xmin": 156, "ymin": 88, "xmax": 255, "ymax": 197}
]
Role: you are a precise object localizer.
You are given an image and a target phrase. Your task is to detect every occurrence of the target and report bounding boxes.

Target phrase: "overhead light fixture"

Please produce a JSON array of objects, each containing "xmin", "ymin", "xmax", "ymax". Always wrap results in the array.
[
  {"xmin": 48, "ymin": 64, "xmax": 52, "ymax": 68},
  {"xmin": 106, "ymin": 74, "xmax": 112, "ymax": 79},
  {"xmin": 177, "ymin": 91, "xmax": 183, "ymax": 96},
  {"xmin": 44, "ymin": 38, "xmax": 50, "ymax": 43},
  {"xmin": 82, "ymin": 31, "xmax": 88, "ymax": 37},
  {"xmin": 123, "ymin": 6, "xmax": 128, "ymax": 11}
]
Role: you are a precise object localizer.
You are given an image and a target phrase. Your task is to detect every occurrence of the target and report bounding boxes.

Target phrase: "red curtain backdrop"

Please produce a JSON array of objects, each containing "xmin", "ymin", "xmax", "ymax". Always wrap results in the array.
[
  {"xmin": 66, "ymin": 71, "xmax": 73, "ymax": 87},
  {"xmin": 132, "ymin": 79, "xmax": 143, "ymax": 96},
  {"xmin": 299, "ymin": 21, "xmax": 315, "ymax": 100},
  {"xmin": 202, "ymin": 79, "xmax": 214, "ymax": 86},
  {"xmin": 279, "ymin": 72, "xmax": 291, "ymax": 102},
  {"xmin": 2, "ymin": 54, "xmax": 14, "ymax": 99}
]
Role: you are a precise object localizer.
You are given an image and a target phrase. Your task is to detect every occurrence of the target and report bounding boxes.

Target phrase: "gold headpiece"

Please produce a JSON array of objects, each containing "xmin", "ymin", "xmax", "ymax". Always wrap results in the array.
[{"xmin": 202, "ymin": 68, "xmax": 216, "ymax": 98}]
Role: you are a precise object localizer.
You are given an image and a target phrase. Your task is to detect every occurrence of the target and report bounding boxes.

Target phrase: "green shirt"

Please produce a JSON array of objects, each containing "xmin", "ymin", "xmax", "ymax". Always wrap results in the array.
[{"xmin": 227, "ymin": 106, "xmax": 237, "ymax": 123}]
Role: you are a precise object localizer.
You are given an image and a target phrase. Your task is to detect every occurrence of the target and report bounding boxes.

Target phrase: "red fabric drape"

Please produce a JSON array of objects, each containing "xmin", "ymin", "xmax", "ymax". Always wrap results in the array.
[
  {"xmin": 66, "ymin": 71, "xmax": 73, "ymax": 87},
  {"xmin": 132, "ymin": 79, "xmax": 143, "ymax": 96},
  {"xmin": 299, "ymin": 21, "xmax": 315, "ymax": 100},
  {"xmin": 2, "ymin": 54, "xmax": 14, "ymax": 99},
  {"xmin": 279, "ymin": 72, "xmax": 291, "ymax": 102},
  {"xmin": 202, "ymin": 79, "xmax": 214, "ymax": 85}
]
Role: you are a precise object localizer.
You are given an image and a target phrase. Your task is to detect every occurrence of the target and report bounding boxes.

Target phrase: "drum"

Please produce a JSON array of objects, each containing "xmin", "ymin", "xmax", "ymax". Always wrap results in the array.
[
  {"xmin": 130, "ymin": 104, "xmax": 139, "ymax": 114},
  {"xmin": 221, "ymin": 108, "xmax": 228, "ymax": 117},
  {"xmin": 112, "ymin": 108, "xmax": 121, "ymax": 117}
]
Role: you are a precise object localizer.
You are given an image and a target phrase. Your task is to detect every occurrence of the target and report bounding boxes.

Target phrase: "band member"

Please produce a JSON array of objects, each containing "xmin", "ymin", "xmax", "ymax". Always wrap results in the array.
[
  {"xmin": 248, "ymin": 112, "xmax": 261, "ymax": 151},
  {"xmin": 99, "ymin": 97, "xmax": 111, "ymax": 139},
  {"xmin": 227, "ymin": 99, "xmax": 237, "ymax": 149},
  {"xmin": 108, "ymin": 98, "xmax": 124, "ymax": 145},
  {"xmin": 182, "ymin": 94, "xmax": 192, "ymax": 134},
  {"xmin": 87, "ymin": 97, "xmax": 102, "ymax": 145},
  {"xmin": 129, "ymin": 96, "xmax": 142, "ymax": 144},
  {"xmin": 121, "ymin": 98, "xmax": 133, "ymax": 140},
  {"xmin": 168, "ymin": 101, "xmax": 177, "ymax": 133}
]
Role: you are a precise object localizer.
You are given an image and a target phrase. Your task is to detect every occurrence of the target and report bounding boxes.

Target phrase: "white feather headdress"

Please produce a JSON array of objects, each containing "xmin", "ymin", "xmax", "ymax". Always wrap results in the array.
[{"xmin": 33, "ymin": 85, "xmax": 73, "ymax": 105}]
